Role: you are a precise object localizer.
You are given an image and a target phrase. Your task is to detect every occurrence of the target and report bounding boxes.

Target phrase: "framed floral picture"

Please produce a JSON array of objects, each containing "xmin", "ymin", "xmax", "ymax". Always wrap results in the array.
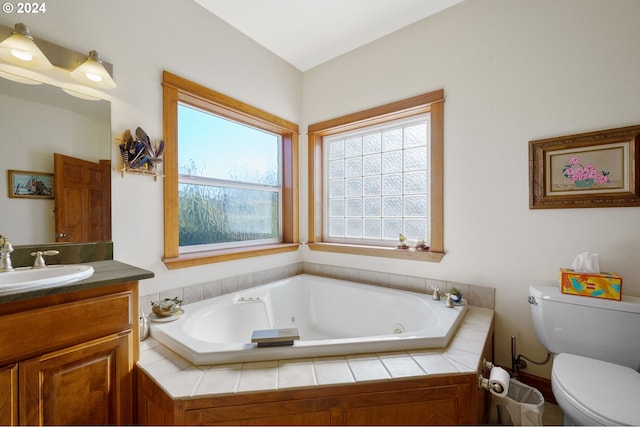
[
  {"xmin": 7, "ymin": 170, "xmax": 54, "ymax": 199},
  {"xmin": 529, "ymin": 124, "xmax": 640, "ymax": 208}
]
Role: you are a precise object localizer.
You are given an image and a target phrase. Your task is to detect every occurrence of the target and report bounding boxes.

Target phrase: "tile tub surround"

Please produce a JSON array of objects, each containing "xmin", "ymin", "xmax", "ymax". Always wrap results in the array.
[
  {"xmin": 138, "ymin": 306, "xmax": 494, "ymax": 399},
  {"xmin": 140, "ymin": 262, "xmax": 495, "ymax": 314}
]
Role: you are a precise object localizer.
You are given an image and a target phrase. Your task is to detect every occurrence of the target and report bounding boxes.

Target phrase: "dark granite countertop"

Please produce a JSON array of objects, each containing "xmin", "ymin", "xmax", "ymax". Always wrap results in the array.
[{"xmin": 0, "ymin": 260, "xmax": 154, "ymax": 304}]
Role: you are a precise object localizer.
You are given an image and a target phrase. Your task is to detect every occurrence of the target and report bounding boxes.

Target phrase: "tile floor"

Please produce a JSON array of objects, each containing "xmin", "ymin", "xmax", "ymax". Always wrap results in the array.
[{"xmin": 542, "ymin": 402, "xmax": 563, "ymax": 425}]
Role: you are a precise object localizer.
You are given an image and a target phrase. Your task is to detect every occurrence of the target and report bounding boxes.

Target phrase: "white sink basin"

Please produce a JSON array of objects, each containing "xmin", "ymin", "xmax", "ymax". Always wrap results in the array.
[{"xmin": 0, "ymin": 264, "xmax": 94, "ymax": 294}]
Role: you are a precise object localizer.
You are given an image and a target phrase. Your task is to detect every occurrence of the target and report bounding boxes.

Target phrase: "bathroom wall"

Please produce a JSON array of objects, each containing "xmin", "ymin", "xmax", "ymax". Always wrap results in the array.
[
  {"xmin": 0, "ymin": 0, "xmax": 304, "ymax": 292},
  {"xmin": 3, "ymin": 0, "xmax": 640, "ymax": 379},
  {"xmin": 302, "ymin": 0, "xmax": 640, "ymax": 377}
]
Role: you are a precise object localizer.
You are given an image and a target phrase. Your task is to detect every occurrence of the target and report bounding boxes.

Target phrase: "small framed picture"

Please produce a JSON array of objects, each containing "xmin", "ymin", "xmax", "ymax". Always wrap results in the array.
[
  {"xmin": 8, "ymin": 170, "xmax": 54, "ymax": 199},
  {"xmin": 529, "ymin": 125, "xmax": 640, "ymax": 208}
]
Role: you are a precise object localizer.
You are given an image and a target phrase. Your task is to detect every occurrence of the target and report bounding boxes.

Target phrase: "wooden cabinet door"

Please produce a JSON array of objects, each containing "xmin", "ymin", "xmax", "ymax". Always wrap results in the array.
[
  {"xmin": 0, "ymin": 364, "xmax": 18, "ymax": 426},
  {"xmin": 19, "ymin": 332, "xmax": 132, "ymax": 426}
]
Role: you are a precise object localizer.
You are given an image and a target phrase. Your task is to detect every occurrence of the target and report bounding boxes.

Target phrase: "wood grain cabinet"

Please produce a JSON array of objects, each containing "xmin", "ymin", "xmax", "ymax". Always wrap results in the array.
[{"xmin": 0, "ymin": 281, "xmax": 139, "ymax": 426}]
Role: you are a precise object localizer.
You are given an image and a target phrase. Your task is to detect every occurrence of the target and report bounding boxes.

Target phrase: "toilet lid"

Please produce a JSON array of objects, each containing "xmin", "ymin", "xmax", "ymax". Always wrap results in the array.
[{"xmin": 553, "ymin": 353, "xmax": 640, "ymax": 425}]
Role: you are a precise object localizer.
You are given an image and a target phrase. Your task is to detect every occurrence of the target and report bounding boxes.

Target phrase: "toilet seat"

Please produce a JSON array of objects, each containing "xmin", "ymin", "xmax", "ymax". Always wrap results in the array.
[{"xmin": 552, "ymin": 353, "xmax": 640, "ymax": 425}]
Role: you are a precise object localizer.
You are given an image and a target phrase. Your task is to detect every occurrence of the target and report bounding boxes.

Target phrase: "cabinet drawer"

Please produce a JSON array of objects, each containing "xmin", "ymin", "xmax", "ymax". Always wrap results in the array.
[{"xmin": 0, "ymin": 291, "xmax": 132, "ymax": 365}]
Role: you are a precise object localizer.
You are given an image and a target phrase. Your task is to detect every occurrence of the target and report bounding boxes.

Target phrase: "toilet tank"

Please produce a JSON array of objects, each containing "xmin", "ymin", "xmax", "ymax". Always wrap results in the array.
[{"xmin": 529, "ymin": 285, "xmax": 640, "ymax": 370}]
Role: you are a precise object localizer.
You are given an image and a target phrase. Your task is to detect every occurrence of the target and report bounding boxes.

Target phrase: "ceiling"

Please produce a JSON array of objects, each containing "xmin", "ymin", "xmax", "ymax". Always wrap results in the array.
[{"xmin": 193, "ymin": 0, "xmax": 463, "ymax": 71}]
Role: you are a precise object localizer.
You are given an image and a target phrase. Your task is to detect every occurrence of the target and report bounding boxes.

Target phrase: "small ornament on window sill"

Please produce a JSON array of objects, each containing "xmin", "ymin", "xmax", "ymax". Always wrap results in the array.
[
  {"xmin": 117, "ymin": 126, "xmax": 164, "ymax": 180},
  {"xmin": 414, "ymin": 239, "xmax": 430, "ymax": 251},
  {"xmin": 397, "ymin": 233, "xmax": 410, "ymax": 249}
]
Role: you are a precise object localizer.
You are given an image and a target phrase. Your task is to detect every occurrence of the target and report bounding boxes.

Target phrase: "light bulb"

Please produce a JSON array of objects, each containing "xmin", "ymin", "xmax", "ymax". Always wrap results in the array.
[
  {"xmin": 10, "ymin": 48, "xmax": 32, "ymax": 62},
  {"xmin": 85, "ymin": 72, "xmax": 103, "ymax": 82}
]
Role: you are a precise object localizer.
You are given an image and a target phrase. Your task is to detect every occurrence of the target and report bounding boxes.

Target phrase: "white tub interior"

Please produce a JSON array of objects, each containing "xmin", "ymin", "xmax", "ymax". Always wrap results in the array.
[{"xmin": 150, "ymin": 274, "xmax": 467, "ymax": 365}]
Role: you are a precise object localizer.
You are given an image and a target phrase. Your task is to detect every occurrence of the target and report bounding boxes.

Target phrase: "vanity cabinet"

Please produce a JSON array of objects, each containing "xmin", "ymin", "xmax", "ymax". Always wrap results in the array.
[{"xmin": 0, "ymin": 281, "xmax": 139, "ymax": 426}]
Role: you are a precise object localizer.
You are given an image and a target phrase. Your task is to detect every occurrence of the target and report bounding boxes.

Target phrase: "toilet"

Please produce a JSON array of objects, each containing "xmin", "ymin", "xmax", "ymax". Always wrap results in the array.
[{"xmin": 529, "ymin": 285, "xmax": 640, "ymax": 425}]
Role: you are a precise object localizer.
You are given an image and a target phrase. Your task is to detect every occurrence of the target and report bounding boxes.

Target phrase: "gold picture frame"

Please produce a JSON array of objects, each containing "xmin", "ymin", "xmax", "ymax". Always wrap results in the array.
[
  {"xmin": 529, "ymin": 124, "xmax": 640, "ymax": 209},
  {"xmin": 7, "ymin": 170, "xmax": 54, "ymax": 199}
]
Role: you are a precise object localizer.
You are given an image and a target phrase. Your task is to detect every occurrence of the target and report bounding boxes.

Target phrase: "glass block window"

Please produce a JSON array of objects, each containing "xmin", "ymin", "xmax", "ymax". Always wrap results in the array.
[
  {"xmin": 323, "ymin": 115, "xmax": 430, "ymax": 246},
  {"xmin": 177, "ymin": 103, "xmax": 282, "ymax": 252}
]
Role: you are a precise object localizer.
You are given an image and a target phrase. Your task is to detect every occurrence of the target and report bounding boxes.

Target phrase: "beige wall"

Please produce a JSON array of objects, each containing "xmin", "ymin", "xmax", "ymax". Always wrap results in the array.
[
  {"xmin": 302, "ymin": 0, "xmax": 640, "ymax": 377},
  {"xmin": 3, "ymin": 0, "xmax": 640, "ymax": 379}
]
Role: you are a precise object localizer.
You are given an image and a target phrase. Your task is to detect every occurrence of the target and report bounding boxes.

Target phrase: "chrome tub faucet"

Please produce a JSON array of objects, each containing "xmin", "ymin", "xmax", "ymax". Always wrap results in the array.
[{"xmin": 0, "ymin": 235, "xmax": 14, "ymax": 272}]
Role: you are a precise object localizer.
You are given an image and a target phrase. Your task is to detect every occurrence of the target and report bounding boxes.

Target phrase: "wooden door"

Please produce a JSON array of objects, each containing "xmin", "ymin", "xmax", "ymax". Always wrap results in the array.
[
  {"xmin": 0, "ymin": 364, "xmax": 18, "ymax": 426},
  {"xmin": 19, "ymin": 332, "xmax": 132, "ymax": 426},
  {"xmin": 54, "ymin": 153, "xmax": 111, "ymax": 242}
]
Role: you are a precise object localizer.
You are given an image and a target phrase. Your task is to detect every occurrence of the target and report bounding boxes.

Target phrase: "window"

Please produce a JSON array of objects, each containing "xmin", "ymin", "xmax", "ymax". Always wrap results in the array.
[
  {"xmin": 163, "ymin": 72, "xmax": 299, "ymax": 269},
  {"xmin": 178, "ymin": 104, "xmax": 282, "ymax": 251},
  {"xmin": 308, "ymin": 90, "xmax": 444, "ymax": 261}
]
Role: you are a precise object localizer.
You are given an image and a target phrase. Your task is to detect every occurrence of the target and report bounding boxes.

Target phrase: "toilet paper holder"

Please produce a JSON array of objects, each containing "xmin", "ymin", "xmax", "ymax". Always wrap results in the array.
[{"xmin": 477, "ymin": 358, "xmax": 506, "ymax": 394}]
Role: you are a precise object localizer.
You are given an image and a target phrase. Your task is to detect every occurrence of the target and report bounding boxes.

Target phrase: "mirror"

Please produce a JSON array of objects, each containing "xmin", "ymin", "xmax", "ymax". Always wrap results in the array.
[{"xmin": 0, "ymin": 77, "xmax": 111, "ymax": 245}]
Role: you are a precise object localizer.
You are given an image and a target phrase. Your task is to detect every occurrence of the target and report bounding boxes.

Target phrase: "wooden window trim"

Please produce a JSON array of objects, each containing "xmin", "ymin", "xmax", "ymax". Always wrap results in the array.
[
  {"xmin": 308, "ymin": 90, "xmax": 445, "ymax": 261},
  {"xmin": 162, "ymin": 71, "xmax": 299, "ymax": 270}
]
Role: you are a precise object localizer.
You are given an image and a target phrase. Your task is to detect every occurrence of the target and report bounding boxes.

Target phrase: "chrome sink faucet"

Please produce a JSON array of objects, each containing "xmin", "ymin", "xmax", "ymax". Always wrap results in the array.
[
  {"xmin": 0, "ymin": 235, "xmax": 14, "ymax": 272},
  {"xmin": 31, "ymin": 250, "xmax": 60, "ymax": 268}
]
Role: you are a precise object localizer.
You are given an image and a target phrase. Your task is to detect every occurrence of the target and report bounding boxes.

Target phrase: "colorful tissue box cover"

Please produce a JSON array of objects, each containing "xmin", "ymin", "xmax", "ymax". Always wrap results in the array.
[{"xmin": 560, "ymin": 268, "xmax": 622, "ymax": 301}]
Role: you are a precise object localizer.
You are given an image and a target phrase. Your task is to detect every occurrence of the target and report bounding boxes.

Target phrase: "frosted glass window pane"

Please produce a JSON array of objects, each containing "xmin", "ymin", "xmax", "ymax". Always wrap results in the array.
[
  {"xmin": 346, "ymin": 218, "xmax": 362, "ymax": 237},
  {"xmin": 382, "ymin": 151, "xmax": 402, "ymax": 174},
  {"xmin": 329, "ymin": 218, "xmax": 345, "ymax": 237},
  {"xmin": 405, "ymin": 219, "xmax": 426, "ymax": 240},
  {"xmin": 383, "ymin": 218, "xmax": 402, "ymax": 239},
  {"xmin": 382, "ymin": 128, "xmax": 402, "ymax": 151},
  {"xmin": 178, "ymin": 104, "xmax": 279, "ymax": 186},
  {"xmin": 404, "ymin": 195, "xmax": 426, "ymax": 216},
  {"xmin": 404, "ymin": 172, "xmax": 427, "ymax": 194},
  {"xmin": 329, "ymin": 140, "xmax": 345, "ymax": 160},
  {"xmin": 178, "ymin": 184, "xmax": 278, "ymax": 246},
  {"xmin": 346, "ymin": 157, "xmax": 362, "ymax": 177},
  {"xmin": 382, "ymin": 174, "xmax": 402, "ymax": 195},
  {"xmin": 404, "ymin": 124, "xmax": 427, "ymax": 148},
  {"xmin": 383, "ymin": 197, "xmax": 402, "ymax": 216},
  {"xmin": 363, "ymin": 134, "xmax": 381, "ymax": 154},
  {"xmin": 363, "ymin": 154, "xmax": 381, "ymax": 176},
  {"xmin": 364, "ymin": 219, "xmax": 381, "ymax": 239},
  {"xmin": 345, "ymin": 137, "xmax": 362, "ymax": 157},
  {"xmin": 329, "ymin": 159, "xmax": 345, "ymax": 179},
  {"xmin": 329, "ymin": 179, "xmax": 345, "ymax": 198},
  {"xmin": 322, "ymin": 114, "xmax": 431, "ymax": 246},
  {"xmin": 404, "ymin": 147, "xmax": 427, "ymax": 171},
  {"xmin": 329, "ymin": 199, "xmax": 345, "ymax": 216},
  {"xmin": 346, "ymin": 178, "xmax": 362, "ymax": 197},
  {"xmin": 346, "ymin": 198, "xmax": 362, "ymax": 217},
  {"xmin": 364, "ymin": 197, "xmax": 381, "ymax": 217},
  {"xmin": 363, "ymin": 176, "xmax": 381, "ymax": 196}
]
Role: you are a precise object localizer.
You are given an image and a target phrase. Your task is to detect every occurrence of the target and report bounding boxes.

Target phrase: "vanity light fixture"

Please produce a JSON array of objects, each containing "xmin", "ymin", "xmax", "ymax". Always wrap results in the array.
[
  {"xmin": 0, "ymin": 23, "xmax": 52, "ymax": 70},
  {"xmin": 0, "ymin": 22, "xmax": 116, "ymax": 100},
  {"xmin": 70, "ymin": 50, "xmax": 116, "ymax": 89}
]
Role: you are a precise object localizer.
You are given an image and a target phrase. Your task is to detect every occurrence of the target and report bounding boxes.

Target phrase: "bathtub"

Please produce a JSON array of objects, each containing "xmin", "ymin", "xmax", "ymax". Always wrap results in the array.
[{"xmin": 150, "ymin": 274, "xmax": 467, "ymax": 365}]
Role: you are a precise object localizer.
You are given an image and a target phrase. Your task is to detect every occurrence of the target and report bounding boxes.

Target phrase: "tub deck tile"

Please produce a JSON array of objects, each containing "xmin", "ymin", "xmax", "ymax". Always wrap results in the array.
[
  {"xmin": 443, "ymin": 348, "xmax": 481, "ymax": 372},
  {"xmin": 138, "ymin": 306, "xmax": 494, "ymax": 399},
  {"xmin": 163, "ymin": 366, "xmax": 207, "ymax": 398},
  {"xmin": 195, "ymin": 364, "xmax": 243, "ymax": 396},
  {"xmin": 346, "ymin": 355, "xmax": 391, "ymax": 382},
  {"xmin": 237, "ymin": 361, "xmax": 279, "ymax": 392},
  {"xmin": 410, "ymin": 351, "xmax": 462, "ymax": 374},
  {"xmin": 277, "ymin": 358, "xmax": 317, "ymax": 389},
  {"xmin": 312, "ymin": 356, "xmax": 355, "ymax": 385},
  {"xmin": 448, "ymin": 327, "xmax": 487, "ymax": 355},
  {"xmin": 378, "ymin": 353, "xmax": 426, "ymax": 378}
]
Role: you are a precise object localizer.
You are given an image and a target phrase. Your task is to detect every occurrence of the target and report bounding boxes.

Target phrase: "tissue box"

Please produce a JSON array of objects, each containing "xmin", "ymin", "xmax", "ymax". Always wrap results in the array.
[{"xmin": 560, "ymin": 268, "xmax": 622, "ymax": 301}]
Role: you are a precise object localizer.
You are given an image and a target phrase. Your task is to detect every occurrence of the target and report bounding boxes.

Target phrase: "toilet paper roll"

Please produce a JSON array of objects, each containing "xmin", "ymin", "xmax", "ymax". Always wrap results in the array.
[{"xmin": 488, "ymin": 366, "xmax": 510, "ymax": 397}]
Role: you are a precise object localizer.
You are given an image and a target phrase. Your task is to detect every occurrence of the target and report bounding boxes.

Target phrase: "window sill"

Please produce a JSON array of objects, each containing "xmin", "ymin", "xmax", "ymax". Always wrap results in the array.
[
  {"xmin": 307, "ymin": 242, "xmax": 444, "ymax": 262},
  {"xmin": 163, "ymin": 243, "xmax": 300, "ymax": 270}
]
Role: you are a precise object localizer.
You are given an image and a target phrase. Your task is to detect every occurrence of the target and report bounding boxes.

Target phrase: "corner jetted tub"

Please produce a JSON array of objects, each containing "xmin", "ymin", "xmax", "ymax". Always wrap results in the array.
[{"xmin": 150, "ymin": 274, "xmax": 468, "ymax": 365}]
